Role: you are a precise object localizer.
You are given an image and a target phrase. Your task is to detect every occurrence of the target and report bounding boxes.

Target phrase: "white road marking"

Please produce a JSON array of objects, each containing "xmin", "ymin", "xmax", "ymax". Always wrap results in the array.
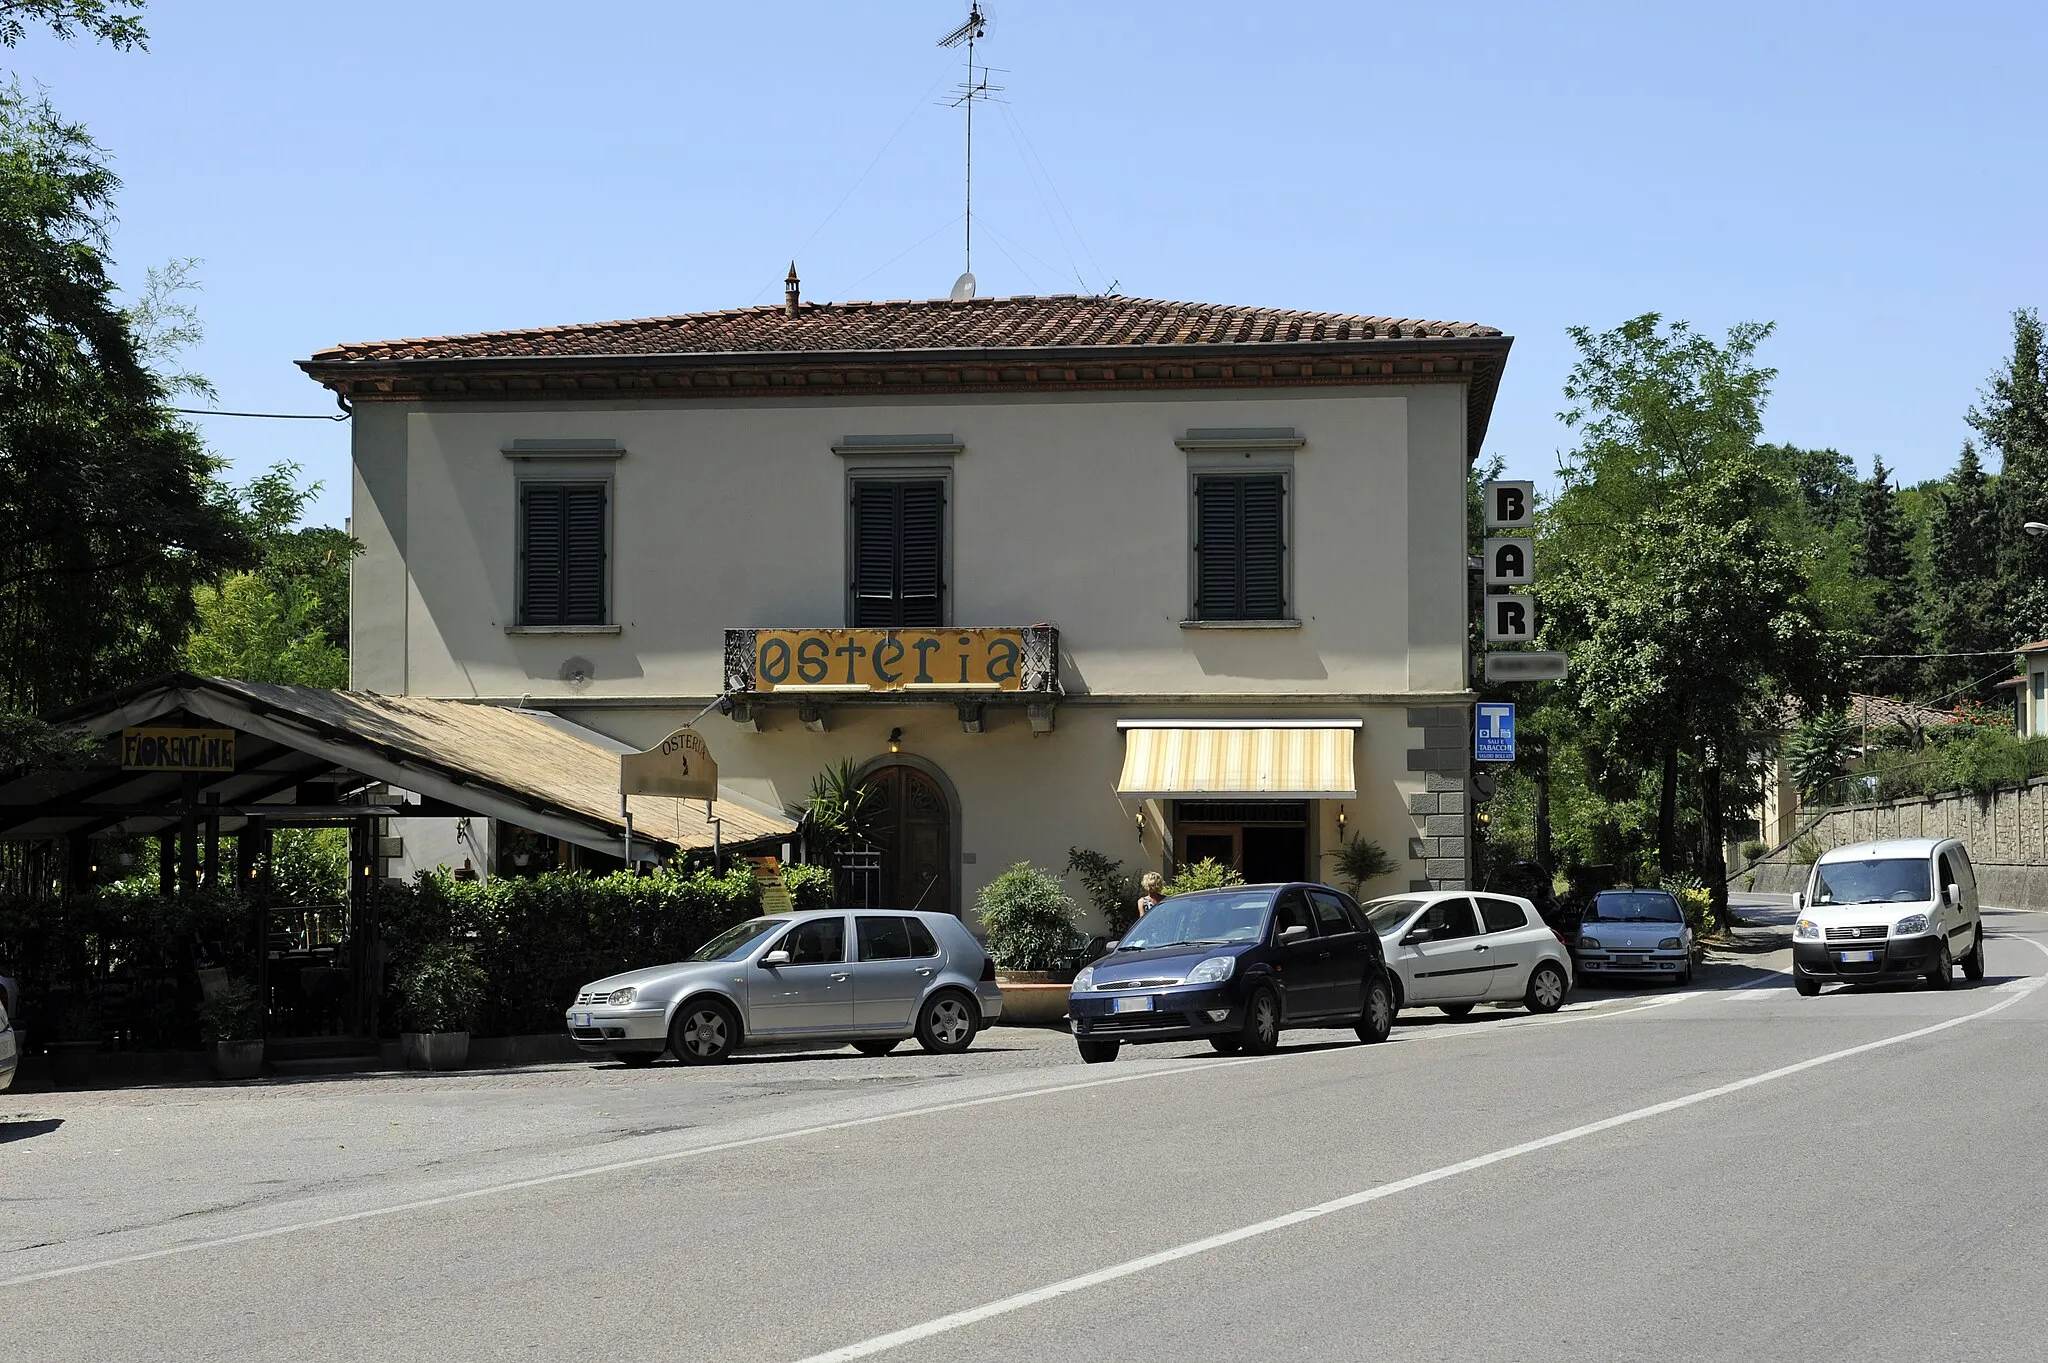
[
  {"xmin": 791, "ymin": 980, "xmax": 2043, "ymax": 1363},
  {"xmin": 0, "ymin": 973, "xmax": 1774, "ymax": 1290}
]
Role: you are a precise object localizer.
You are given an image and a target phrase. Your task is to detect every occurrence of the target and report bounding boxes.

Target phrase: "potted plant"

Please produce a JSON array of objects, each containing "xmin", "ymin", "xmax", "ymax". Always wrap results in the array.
[
  {"xmin": 1325, "ymin": 835, "xmax": 1396, "ymax": 897},
  {"xmin": 397, "ymin": 944, "xmax": 484, "ymax": 1070},
  {"xmin": 197, "ymin": 980, "xmax": 265, "ymax": 1080},
  {"xmin": 45, "ymin": 993, "xmax": 102, "ymax": 1089},
  {"xmin": 977, "ymin": 863, "xmax": 1079, "ymax": 1026}
]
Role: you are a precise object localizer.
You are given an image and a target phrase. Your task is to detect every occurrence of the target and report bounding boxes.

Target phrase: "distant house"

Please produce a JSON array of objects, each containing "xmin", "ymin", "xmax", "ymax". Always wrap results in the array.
[
  {"xmin": 2010, "ymin": 640, "xmax": 2048, "ymax": 737},
  {"xmin": 1756, "ymin": 693, "xmax": 1967, "ymax": 847}
]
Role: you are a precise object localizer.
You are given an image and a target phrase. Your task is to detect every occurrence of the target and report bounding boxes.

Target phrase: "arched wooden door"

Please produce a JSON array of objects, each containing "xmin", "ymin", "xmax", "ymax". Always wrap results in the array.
[{"xmin": 860, "ymin": 764, "xmax": 954, "ymax": 914}]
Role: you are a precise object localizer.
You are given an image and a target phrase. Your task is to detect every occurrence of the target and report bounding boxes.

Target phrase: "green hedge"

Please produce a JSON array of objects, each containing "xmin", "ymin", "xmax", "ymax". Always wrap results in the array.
[
  {"xmin": 1833, "ymin": 729, "xmax": 2048, "ymax": 804},
  {"xmin": 381, "ymin": 862, "xmax": 834, "ymax": 1037}
]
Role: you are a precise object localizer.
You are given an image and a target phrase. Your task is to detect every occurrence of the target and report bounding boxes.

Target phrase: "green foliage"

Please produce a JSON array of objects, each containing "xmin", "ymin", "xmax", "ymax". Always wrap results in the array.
[
  {"xmin": 1786, "ymin": 709, "xmax": 1856, "ymax": 799},
  {"xmin": 1979, "ymin": 310, "xmax": 2048, "ymax": 644},
  {"xmin": 1924, "ymin": 443, "xmax": 2003, "ymax": 698},
  {"xmin": 975, "ymin": 862, "xmax": 1078, "ymax": 972},
  {"xmin": 1165, "ymin": 858, "xmax": 1245, "ymax": 895},
  {"xmin": 196, "ymin": 979, "xmax": 259, "ymax": 1042},
  {"xmin": 1793, "ymin": 834, "xmax": 1823, "ymax": 865},
  {"xmin": 0, "ymin": 86, "xmax": 254, "ymax": 732},
  {"xmin": 1854, "ymin": 457, "xmax": 1920, "ymax": 697},
  {"xmin": 1327, "ymin": 835, "xmax": 1396, "ymax": 895},
  {"xmin": 1738, "ymin": 839, "xmax": 1769, "ymax": 864},
  {"xmin": 790, "ymin": 759, "xmax": 882, "ymax": 861},
  {"xmin": 1660, "ymin": 874, "xmax": 1716, "ymax": 937},
  {"xmin": 1065, "ymin": 847, "xmax": 1138, "ymax": 936},
  {"xmin": 1851, "ymin": 728, "xmax": 2048, "ymax": 801},
  {"xmin": 185, "ymin": 463, "xmax": 359, "ymax": 687},
  {"xmin": 395, "ymin": 945, "xmax": 484, "ymax": 1034},
  {"xmin": 267, "ymin": 828, "xmax": 347, "ymax": 906},
  {"xmin": 0, "ymin": 0, "xmax": 147, "ymax": 51}
]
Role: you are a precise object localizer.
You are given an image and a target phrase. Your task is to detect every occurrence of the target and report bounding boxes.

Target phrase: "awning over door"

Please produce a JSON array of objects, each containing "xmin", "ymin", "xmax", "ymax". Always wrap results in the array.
[{"xmin": 1115, "ymin": 720, "xmax": 1360, "ymax": 800}]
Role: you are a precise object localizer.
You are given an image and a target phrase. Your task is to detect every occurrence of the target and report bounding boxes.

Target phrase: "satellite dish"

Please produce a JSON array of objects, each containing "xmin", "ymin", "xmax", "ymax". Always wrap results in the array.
[{"xmin": 949, "ymin": 271, "xmax": 977, "ymax": 302}]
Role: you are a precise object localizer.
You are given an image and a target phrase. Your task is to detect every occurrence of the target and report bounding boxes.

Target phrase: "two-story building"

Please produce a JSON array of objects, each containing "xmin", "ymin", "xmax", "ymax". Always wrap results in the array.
[{"xmin": 298, "ymin": 284, "xmax": 1510, "ymax": 924}]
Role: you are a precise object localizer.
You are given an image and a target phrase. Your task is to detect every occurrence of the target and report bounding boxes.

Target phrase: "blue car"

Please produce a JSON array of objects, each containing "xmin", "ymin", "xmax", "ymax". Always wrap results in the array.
[{"xmin": 1066, "ymin": 882, "xmax": 1396, "ymax": 1063}]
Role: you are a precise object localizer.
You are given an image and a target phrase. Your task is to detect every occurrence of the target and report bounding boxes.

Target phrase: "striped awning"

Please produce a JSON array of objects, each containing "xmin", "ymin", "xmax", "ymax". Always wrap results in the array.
[{"xmin": 1115, "ymin": 721, "xmax": 1359, "ymax": 799}]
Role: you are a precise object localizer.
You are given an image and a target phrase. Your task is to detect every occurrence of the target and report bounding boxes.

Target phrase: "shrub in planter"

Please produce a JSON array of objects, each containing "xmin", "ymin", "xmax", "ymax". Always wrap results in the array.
[
  {"xmin": 198, "ymin": 980, "xmax": 264, "ymax": 1080},
  {"xmin": 1165, "ymin": 858, "xmax": 1243, "ymax": 896},
  {"xmin": 397, "ymin": 945, "xmax": 484, "ymax": 1070},
  {"xmin": 1326, "ymin": 835, "xmax": 1396, "ymax": 896},
  {"xmin": 976, "ymin": 863, "xmax": 1078, "ymax": 972}
]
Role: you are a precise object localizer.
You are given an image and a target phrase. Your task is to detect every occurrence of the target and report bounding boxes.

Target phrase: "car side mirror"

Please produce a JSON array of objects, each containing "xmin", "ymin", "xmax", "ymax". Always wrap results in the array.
[
  {"xmin": 1793, "ymin": 893, "xmax": 1805, "ymax": 912},
  {"xmin": 1403, "ymin": 928, "xmax": 1432, "ymax": 946},
  {"xmin": 1945, "ymin": 883, "xmax": 1960, "ymax": 907},
  {"xmin": 1279, "ymin": 923, "xmax": 1311, "ymax": 942},
  {"xmin": 761, "ymin": 950, "xmax": 792, "ymax": 967},
  {"xmin": 1104, "ymin": 940, "xmax": 1120, "ymax": 952}
]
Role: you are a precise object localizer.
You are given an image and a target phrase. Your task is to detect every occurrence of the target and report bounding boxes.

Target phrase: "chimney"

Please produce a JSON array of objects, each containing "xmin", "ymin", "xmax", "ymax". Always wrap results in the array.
[{"xmin": 784, "ymin": 262, "xmax": 800, "ymax": 318}]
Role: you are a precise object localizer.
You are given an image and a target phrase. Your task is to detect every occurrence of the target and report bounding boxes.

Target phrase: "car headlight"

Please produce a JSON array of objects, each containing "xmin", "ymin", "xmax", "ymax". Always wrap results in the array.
[
  {"xmin": 1894, "ymin": 914, "xmax": 1929, "ymax": 937},
  {"xmin": 1578, "ymin": 935, "xmax": 1602, "ymax": 950},
  {"xmin": 608, "ymin": 987, "xmax": 637, "ymax": 1007},
  {"xmin": 1070, "ymin": 965, "xmax": 1095, "ymax": 992},
  {"xmin": 1794, "ymin": 918, "xmax": 1822, "ymax": 941},
  {"xmin": 1186, "ymin": 956, "xmax": 1235, "ymax": 985},
  {"xmin": 1658, "ymin": 937, "xmax": 1683, "ymax": 951}
]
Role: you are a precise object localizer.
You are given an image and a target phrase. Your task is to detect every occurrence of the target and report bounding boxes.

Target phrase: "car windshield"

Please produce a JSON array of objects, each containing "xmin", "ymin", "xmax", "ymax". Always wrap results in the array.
[
  {"xmin": 689, "ymin": 917, "xmax": 785, "ymax": 962},
  {"xmin": 1813, "ymin": 857, "xmax": 1932, "ymax": 906},
  {"xmin": 1583, "ymin": 891, "xmax": 1683, "ymax": 923},
  {"xmin": 1116, "ymin": 889, "xmax": 1275, "ymax": 950},
  {"xmin": 1365, "ymin": 896, "xmax": 1432, "ymax": 934}
]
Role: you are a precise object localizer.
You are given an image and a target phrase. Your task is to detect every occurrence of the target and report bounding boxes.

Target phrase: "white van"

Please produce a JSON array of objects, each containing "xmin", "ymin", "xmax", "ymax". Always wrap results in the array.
[{"xmin": 1793, "ymin": 838, "xmax": 1983, "ymax": 996}]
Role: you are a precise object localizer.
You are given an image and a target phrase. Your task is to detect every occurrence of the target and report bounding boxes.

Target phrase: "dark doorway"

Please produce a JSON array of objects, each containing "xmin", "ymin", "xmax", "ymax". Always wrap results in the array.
[
  {"xmin": 859, "ymin": 764, "xmax": 954, "ymax": 913},
  {"xmin": 1173, "ymin": 800, "xmax": 1311, "ymax": 884}
]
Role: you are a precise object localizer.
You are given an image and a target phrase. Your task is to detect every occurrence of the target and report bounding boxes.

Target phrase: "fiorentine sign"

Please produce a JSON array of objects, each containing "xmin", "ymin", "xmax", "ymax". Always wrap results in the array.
[
  {"xmin": 122, "ymin": 727, "xmax": 236, "ymax": 772},
  {"xmin": 620, "ymin": 727, "xmax": 718, "ymax": 800},
  {"xmin": 750, "ymin": 628, "xmax": 1029, "ymax": 693}
]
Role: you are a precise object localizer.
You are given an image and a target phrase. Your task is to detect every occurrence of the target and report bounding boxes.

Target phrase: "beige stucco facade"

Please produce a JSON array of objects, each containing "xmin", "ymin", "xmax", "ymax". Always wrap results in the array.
[{"xmin": 344, "ymin": 372, "xmax": 1486, "ymax": 928}]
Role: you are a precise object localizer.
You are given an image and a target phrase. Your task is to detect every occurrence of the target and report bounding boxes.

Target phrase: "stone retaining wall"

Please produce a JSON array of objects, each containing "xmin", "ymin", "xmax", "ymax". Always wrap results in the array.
[{"xmin": 1744, "ymin": 778, "xmax": 2048, "ymax": 908}]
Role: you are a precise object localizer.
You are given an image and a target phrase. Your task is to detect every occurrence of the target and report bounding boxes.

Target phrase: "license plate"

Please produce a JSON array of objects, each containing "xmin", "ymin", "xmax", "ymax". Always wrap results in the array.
[
  {"xmin": 575, "ymin": 1012, "xmax": 595, "ymax": 1027},
  {"xmin": 1840, "ymin": 950, "xmax": 1877, "ymax": 963},
  {"xmin": 1112, "ymin": 995, "xmax": 1153, "ymax": 1014}
]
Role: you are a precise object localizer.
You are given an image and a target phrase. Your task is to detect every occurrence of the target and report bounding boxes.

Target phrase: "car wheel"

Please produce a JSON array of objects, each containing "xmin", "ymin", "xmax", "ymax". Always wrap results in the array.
[
  {"xmin": 1355, "ymin": 974, "xmax": 1394, "ymax": 1045},
  {"xmin": 1677, "ymin": 963, "xmax": 1694, "ymax": 986},
  {"xmin": 617, "ymin": 1051, "xmax": 660, "ymax": 1068},
  {"xmin": 853, "ymin": 1040, "xmax": 900, "ymax": 1057},
  {"xmin": 1239, "ymin": 986, "xmax": 1281, "ymax": 1054},
  {"xmin": 1076, "ymin": 1037, "xmax": 1120, "ymax": 1064},
  {"xmin": 915, "ymin": 991, "xmax": 979, "ymax": 1054},
  {"xmin": 1926, "ymin": 939, "xmax": 1955, "ymax": 991},
  {"xmin": 669, "ymin": 998, "xmax": 739, "ymax": 1065},
  {"xmin": 1794, "ymin": 974, "xmax": 1822, "ymax": 997},
  {"xmin": 1525, "ymin": 962, "xmax": 1568, "ymax": 1015},
  {"xmin": 1209, "ymin": 1035, "xmax": 1243, "ymax": 1054},
  {"xmin": 1438, "ymin": 1003, "xmax": 1475, "ymax": 1019},
  {"xmin": 1962, "ymin": 924, "xmax": 1986, "ymax": 982}
]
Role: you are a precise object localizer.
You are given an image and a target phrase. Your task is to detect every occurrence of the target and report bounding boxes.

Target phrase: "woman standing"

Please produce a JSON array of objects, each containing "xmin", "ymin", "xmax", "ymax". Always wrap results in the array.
[{"xmin": 1136, "ymin": 871, "xmax": 1166, "ymax": 917}]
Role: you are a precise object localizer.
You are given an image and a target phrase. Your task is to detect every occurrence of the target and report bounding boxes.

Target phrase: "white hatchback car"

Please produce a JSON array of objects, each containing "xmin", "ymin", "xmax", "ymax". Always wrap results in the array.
[{"xmin": 1365, "ymin": 891, "xmax": 1574, "ymax": 1017}]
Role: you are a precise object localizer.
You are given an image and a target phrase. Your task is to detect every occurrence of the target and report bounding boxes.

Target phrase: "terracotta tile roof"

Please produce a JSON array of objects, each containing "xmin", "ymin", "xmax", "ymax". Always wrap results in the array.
[
  {"xmin": 308, "ymin": 294, "xmax": 1504, "ymax": 364},
  {"xmin": 2016, "ymin": 639, "xmax": 2048, "ymax": 654}
]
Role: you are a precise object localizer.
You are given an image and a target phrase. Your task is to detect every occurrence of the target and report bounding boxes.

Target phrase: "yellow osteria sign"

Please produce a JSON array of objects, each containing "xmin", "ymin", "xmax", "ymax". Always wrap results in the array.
[{"xmin": 753, "ymin": 628, "xmax": 1028, "ymax": 693}]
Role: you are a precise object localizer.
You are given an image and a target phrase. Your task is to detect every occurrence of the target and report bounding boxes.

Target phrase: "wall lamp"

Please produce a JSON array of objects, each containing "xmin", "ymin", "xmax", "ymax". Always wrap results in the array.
[
  {"xmin": 2026, "ymin": 521, "xmax": 2048, "ymax": 537},
  {"xmin": 1337, "ymin": 804, "xmax": 1347, "ymax": 833},
  {"xmin": 1134, "ymin": 807, "xmax": 1146, "ymax": 842},
  {"xmin": 887, "ymin": 727, "xmax": 903, "ymax": 754}
]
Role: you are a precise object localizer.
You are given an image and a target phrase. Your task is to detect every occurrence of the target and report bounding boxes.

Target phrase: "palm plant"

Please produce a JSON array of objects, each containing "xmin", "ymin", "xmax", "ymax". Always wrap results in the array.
[
  {"xmin": 789, "ymin": 759, "xmax": 882, "ymax": 861},
  {"xmin": 1327, "ymin": 834, "xmax": 1397, "ymax": 895}
]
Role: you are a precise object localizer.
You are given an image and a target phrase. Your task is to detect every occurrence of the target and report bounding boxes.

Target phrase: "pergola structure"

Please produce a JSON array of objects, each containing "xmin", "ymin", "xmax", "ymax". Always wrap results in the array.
[{"xmin": 1, "ymin": 673, "xmax": 791, "ymax": 1043}]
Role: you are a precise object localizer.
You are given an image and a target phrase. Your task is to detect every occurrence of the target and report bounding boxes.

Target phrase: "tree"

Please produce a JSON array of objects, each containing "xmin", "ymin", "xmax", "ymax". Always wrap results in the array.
[
  {"xmin": 0, "ymin": 88, "xmax": 252, "ymax": 763},
  {"xmin": 1978, "ymin": 310, "xmax": 2048, "ymax": 643},
  {"xmin": 1854, "ymin": 457, "xmax": 1921, "ymax": 697},
  {"xmin": 0, "ymin": 0, "xmax": 145, "ymax": 51},
  {"xmin": 185, "ymin": 463, "xmax": 358, "ymax": 687},
  {"xmin": 1923, "ymin": 442, "xmax": 2003, "ymax": 697},
  {"xmin": 1543, "ymin": 315, "xmax": 1849, "ymax": 904}
]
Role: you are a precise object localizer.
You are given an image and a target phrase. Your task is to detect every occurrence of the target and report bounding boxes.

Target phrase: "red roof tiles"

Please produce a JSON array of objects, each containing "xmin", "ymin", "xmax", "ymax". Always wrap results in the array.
[{"xmin": 308, "ymin": 293, "xmax": 1504, "ymax": 363}]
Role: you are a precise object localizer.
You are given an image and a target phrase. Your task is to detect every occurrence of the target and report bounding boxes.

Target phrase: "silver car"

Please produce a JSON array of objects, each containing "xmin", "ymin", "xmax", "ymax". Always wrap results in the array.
[
  {"xmin": 0, "ymin": 999, "xmax": 16, "ymax": 1093},
  {"xmin": 1366, "ymin": 890, "xmax": 1574, "ymax": 1017},
  {"xmin": 565, "ymin": 908, "xmax": 1003, "ymax": 1065}
]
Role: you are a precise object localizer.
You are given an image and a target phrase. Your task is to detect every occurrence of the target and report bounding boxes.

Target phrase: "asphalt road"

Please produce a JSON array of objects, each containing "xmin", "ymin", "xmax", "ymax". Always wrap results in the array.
[{"xmin": 6, "ymin": 912, "xmax": 2048, "ymax": 1362}]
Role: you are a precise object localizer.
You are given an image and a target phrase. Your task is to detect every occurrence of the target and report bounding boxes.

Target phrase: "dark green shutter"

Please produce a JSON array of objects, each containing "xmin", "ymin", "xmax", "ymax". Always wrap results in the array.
[
  {"xmin": 1194, "ymin": 474, "xmax": 1285, "ymax": 620},
  {"xmin": 520, "ymin": 482, "xmax": 606, "ymax": 625},
  {"xmin": 850, "ymin": 479, "xmax": 945, "ymax": 627}
]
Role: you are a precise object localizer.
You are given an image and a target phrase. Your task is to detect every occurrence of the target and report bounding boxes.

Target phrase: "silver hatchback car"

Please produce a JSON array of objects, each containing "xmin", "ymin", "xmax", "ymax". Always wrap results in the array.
[{"xmin": 566, "ymin": 908, "xmax": 1003, "ymax": 1065}]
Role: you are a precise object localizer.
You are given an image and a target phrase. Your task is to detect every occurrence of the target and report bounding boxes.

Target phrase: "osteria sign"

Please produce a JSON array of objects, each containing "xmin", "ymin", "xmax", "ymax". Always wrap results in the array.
[
  {"xmin": 620, "ymin": 727, "xmax": 718, "ymax": 800},
  {"xmin": 751, "ymin": 628, "xmax": 1028, "ymax": 693}
]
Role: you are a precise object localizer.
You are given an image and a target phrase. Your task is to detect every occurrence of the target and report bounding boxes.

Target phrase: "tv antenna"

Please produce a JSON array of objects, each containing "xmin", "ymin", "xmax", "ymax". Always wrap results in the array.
[{"xmin": 939, "ymin": 4, "xmax": 999, "ymax": 301}]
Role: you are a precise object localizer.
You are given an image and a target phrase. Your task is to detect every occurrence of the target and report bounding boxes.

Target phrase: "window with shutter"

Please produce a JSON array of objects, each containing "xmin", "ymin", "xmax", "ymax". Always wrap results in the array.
[
  {"xmin": 1193, "ymin": 473, "xmax": 1287, "ymax": 620},
  {"xmin": 519, "ymin": 481, "xmax": 608, "ymax": 625},
  {"xmin": 849, "ymin": 478, "xmax": 946, "ymax": 627}
]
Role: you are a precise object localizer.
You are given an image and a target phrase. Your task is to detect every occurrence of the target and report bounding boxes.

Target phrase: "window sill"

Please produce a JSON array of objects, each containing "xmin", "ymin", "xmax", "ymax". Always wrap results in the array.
[
  {"xmin": 1179, "ymin": 618, "xmax": 1303, "ymax": 630},
  {"xmin": 505, "ymin": 624, "xmax": 623, "ymax": 635}
]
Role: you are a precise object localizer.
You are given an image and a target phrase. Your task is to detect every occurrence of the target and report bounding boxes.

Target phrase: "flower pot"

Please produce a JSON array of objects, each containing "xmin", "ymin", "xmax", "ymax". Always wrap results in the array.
[
  {"xmin": 211, "ymin": 1039, "xmax": 265, "ymax": 1081},
  {"xmin": 400, "ymin": 1031, "xmax": 471, "ymax": 1071},
  {"xmin": 45, "ymin": 1039, "xmax": 101, "ymax": 1089},
  {"xmin": 994, "ymin": 977, "xmax": 1072, "ymax": 1027}
]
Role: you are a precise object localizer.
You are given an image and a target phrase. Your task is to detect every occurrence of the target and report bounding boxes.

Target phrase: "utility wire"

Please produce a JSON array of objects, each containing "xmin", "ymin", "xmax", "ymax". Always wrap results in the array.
[
  {"xmin": 834, "ymin": 213, "xmax": 966, "ymax": 299},
  {"xmin": 173, "ymin": 408, "xmax": 349, "ymax": 422},
  {"xmin": 997, "ymin": 101, "xmax": 1108, "ymax": 293},
  {"xmin": 1856, "ymin": 650, "xmax": 2025, "ymax": 660}
]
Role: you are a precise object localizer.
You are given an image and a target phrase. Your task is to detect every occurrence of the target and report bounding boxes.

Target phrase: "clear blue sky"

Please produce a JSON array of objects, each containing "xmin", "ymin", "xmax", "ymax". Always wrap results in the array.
[{"xmin": 13, "ymin": 0, "xmax": 2046, "ymax": 527}]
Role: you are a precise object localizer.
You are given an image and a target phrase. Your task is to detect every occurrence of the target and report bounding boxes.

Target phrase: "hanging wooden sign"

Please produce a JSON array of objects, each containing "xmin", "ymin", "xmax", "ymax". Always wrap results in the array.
[
  {"xmin": 121, "ymin": 727, "xmax": 237, "ymax": 773},
  {"xmin": 620, "ymin": 726, "xmax": 717, "ymax": 799}
]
